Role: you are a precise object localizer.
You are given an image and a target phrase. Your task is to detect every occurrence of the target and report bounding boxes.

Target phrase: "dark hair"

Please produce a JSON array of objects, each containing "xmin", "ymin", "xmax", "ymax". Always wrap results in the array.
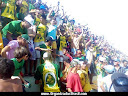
[
  {"xmin": 63, "ymin": 47, "xmax": 69, "ymax": 52},
  {"xmin": 41, "ymin": 14, "xmax": 46, "ymax": 20},
  {"xmin": 63, "ymin": 56, "xmax": 70, "ymax": 63},
  {"xmin": 123, "ymin": 60, "xmax": 127, "ymax": 63},
  {"xmin": 14, "ymin": 46, "xmax": 28, "ymax": 59},
  {"xmin": 0, "ymin": 57, "xmax": 15, "ymax": 79}
]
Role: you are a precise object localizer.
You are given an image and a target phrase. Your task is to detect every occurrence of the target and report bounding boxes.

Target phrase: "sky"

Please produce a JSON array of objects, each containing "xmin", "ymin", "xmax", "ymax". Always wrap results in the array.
[{"xmin": 41, "ymin": 0, "xmax": 128, "ymax": 56}]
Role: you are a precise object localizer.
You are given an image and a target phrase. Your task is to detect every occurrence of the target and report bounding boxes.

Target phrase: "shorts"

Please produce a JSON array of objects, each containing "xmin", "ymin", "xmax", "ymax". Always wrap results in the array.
[
  {"xmin": 52, "ymin": 41, "xmax": 57, "ymax": 49},
  {"xmin": 34, "ymin": 41, "xmax": 45, "ymax": 58},
  {"xmin": 29, "ymin": 40, "xmax": 36, "ymax": 60},
  {"xmin": 89, "ymin": 62, "xmax": 97, "ymax": 74},
  {"xmin": 58, "ymin": 51, "xmax": 63, "ymax": 62}
]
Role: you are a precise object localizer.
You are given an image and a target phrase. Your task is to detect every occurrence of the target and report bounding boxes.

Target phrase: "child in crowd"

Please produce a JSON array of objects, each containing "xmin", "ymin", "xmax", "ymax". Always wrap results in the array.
[
  {"xmin": 34, "ymin": 14, "xmax": 47, "ymax": 67},
  {"xmin": 80, "ymin": 60, "xmax": 92, "ymax": 92},
  {"xmin": 66, "ymin": 59, "xmax": 83, "ymax": 92},
  {"xmin": 61, "ymin": 56, "xmax": 72, "ymax": 92},
  {"xmin": 11, "ymin": 46, "xmax": 29, "ymax": 86},
  {"xmin": 27, "ymin": 24, "xmax": 36, "ymax": 76},
  {"xmin": 0, "ymin": 57, "xmax": 23, "ymax": 92},
  {"xmin": 1, "ymin": 34, "xmax": 30, "ymax": 59},
  {"xmin": 57, "ymin": 25, "xmax": 67, "ymax": 70},
  {"xmin": 47, "ymin": 18, "xmax": 59, "ymax": 62}
]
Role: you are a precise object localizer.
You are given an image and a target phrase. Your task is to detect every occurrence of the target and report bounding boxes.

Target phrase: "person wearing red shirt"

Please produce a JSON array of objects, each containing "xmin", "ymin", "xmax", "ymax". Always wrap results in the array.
[
  {"xmin": 67, "ymin": 59, "xmax": 83, "ymax": 92},
  {"xmin": 62, "ymin": 47, "xmax": 73, "ymax": 62}
]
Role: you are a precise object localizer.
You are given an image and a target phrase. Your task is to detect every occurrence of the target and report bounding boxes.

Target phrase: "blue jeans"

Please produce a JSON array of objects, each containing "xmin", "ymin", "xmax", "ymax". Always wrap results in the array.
[{"xmin": 2, "ymin": 37, "xmax": 9, "ymax": 47}]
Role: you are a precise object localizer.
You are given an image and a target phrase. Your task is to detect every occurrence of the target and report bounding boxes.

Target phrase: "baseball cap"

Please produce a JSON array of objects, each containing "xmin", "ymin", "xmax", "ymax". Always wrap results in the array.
[
  {"xmin": 39, "ymin": 5, "xmax": 46, "ymax": 10},
  {"xmin": 111, "ymin": 72, "xmax": 128, "ymax": 92},
  {"xmin": 104, "ymin": 65, "xmax": 114, "ymax": 74},
  {"xmin": 21, "ymin": 34, "xmax": 30, "ymax": 43},
  {"xmin": 24, "ymin": 14, "xmax": 34, "ymax": 26},
  {"xmin": 63, "ymin": 56, "xmax": 70, "ymax": 63}
]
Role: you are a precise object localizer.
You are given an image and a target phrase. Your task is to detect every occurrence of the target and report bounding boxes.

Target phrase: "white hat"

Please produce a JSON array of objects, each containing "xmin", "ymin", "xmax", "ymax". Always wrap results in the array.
[
  {"xmin": 24, "ymin": 14, "xmax": 34, "ymax": 26},
  {"xmin": 104, "ymin": 65, "xmax": 114, "ymax": 74}
]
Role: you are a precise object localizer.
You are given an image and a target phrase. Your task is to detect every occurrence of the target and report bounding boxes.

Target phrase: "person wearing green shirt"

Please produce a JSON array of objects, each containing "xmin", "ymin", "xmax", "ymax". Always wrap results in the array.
[
  {"xmin": 11, "ymin": 46, "xmax": 29, "ymax": 86},
  {"xmin": 35, "ymin": 36, "xmax": 53, "ymax": 65},
  {"xmin": 34, "ymin": 52, "xmax": 63, "ymax": 92},
  {"xmin": 75, "ymin": 49, "xmax": 85, "ymax": 61},
  {"xmin": 29, "ymin": 0, "xmax": 36, "ymax": 11},
  {"xmin": 1, "ymin": 14, "xmax": 34, "ymax": 46}
]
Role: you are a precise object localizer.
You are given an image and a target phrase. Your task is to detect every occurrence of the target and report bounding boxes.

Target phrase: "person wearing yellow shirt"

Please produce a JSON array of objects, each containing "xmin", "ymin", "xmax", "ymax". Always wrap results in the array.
[
  {"xmin": 34, "ymin": 15, "xmax": 47, "ymax": 64},
  {"xmin": 16, "ymin": 0, "xmax": 29, "ymax": 20},
  {"xmin": 57, "ymin": 25, "xmax": 67, "ymax": 70},
  {"xmin": 77, "ymin": 60, "xmax": 92, "ymax": 92},
  {"xmin": 0, "ymin": 0, "xmax": 22, "ymax": 28}
]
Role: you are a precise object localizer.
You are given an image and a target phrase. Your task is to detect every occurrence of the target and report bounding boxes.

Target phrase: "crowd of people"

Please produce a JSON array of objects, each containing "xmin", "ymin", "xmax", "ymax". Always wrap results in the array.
[{"xmin": 0, "ymin": 0, "xmax": 128, "ymax": 92}]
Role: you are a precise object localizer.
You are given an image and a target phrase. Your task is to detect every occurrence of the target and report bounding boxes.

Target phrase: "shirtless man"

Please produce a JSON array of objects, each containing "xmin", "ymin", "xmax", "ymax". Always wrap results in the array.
[{"xmin": 0, "ymin": 57, "xmax": 22, "ymax": 92}]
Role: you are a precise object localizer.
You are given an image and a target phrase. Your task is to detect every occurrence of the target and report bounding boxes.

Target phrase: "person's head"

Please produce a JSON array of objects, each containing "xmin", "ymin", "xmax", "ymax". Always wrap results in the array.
[
  {"xmin": 70, "ymin": 59, "xmax": 80, "ymax": 71},
  {"xmin": 43, "ymin": 52, "xmax": 52, "ymax": 61},
  {"xmin": 59, "ymin": 25, "xmax": 65, "ymax": 35},
  {"xmin": 114, "ymin": 59, "xmax": 120, "ymax": 66},
  {"xmin": 23, "ymin": 14, "xmax": 34, "ymax": 28},
  {"xmin": 104, "ymin": 65, "xmax": 114, "ymax": 74},
  {"xmin": 74, "ymin": 33, "xmax": 78, "ymax": 38},
  {"xmin": 0, "ymin": 57, "xmax": 15, "ymax": 79},
  {"xmin": 29, "ymin": 9, "xmax": 36, "ymax": 19},
  {"xmin": 50, "ymin": 18, "xmax": 57, "ymax": 25},
  {"xmin": 14, "ymin": 46, "xmax": 29, "ymax": 61},
  {"xmin": 90, "ymin": 42, "xmax": 95, "ymax": 47},
  {"xmin": 81, "ymin": 60, "xmax": 88, "ymax": 70},
  {"xmin": 46, "ymin": 36, "xmax": 54, "ymax": 46},
  {"xmin": 40, "ymin": 14, "xmax": 46, "ymax": 25},
  {"xmin": 76, "ymin": 49, "xmax": 82, "ymax": 57},
  {"xmin": 63, "ymin": 56, "xmax": 70, "ymax": 66},
  {"xmin": 123, "ymin": 60, "xmax": 128, "ymax": 67},
  {"xmin": 17, "ymin": 34, "xmax": 30, "ymax": 46},
  {"xmin": 39, "ymin": 5, "xmax": 46, "ymax": 14},
  {"xmin": 62, "ymin": 47, "xmax": 69, "ymax": 55},
  {"xmin": 103, "ymin": 60, "xmax": 108, "ymax": 66}
]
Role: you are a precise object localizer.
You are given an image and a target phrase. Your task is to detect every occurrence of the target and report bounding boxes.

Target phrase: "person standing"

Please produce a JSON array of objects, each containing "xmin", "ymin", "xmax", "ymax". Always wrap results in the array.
[
  {"xmin": 67, "ymin": 59, "xmax": 83, "ymax": 92},
  {"xmin": 1, "ymin": 14, "xmax": 34, "ymax": 46},
  {"xmin": 34, "ymin": 52, "xmax": 63, "ymax": 92}
]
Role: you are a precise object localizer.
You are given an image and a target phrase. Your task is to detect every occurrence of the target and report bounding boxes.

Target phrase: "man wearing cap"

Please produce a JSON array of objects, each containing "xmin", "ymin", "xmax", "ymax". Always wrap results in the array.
[
  {"xmin": 34, "ymin": 52, "xmax": 63, "ymax": 92},
  {"xmin": 113, "ymin": 59, "xmax": 125, "ymax": 73},
  {"xmin": 1, "ymin": 34, "xmax": 30, "ymax": 59},
  {"xmin": 100, "ymin": 65, "xmax": 115, "ymax": 92},
  {"xmin": 1, "ymin": 14, "xmax": 34, "ymax": 46}
]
